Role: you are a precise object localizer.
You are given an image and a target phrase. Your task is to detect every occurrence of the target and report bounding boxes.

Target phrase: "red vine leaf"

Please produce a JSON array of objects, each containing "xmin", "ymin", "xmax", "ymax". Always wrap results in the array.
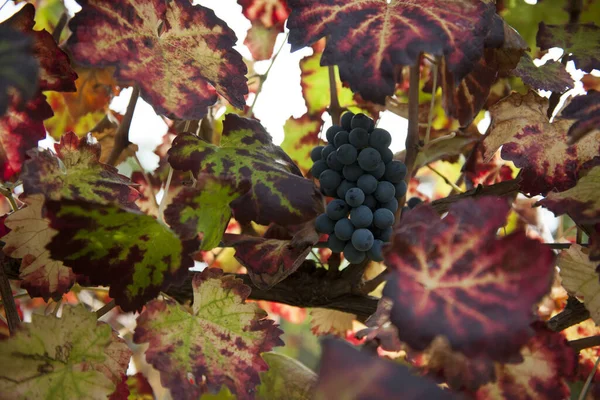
[
  {"xmin": 168, "ymin": 114, "xmax": 323, "ymax": 226},
  {"xmin": 244, "ymin": 24, "xmax": 281, "ymax": 61},
  {"xmin": 164, "ymin": 174, "xmax": 250, "ymax": 250},
  {"xmin": 133, "ymin": 268, "xmax": 283, "ymax": 400},
  {"xmin": 383, "ymin": 197, "xmax": 555, "ymax": 362},
  {"xmin": 67, "ymin": 0, "xmax": 248, "ymax": 119},
  {"xmin": 287, "ymin": 0, "xmax": 495, "ymax": 104},
  {"xmin": 560, "ymin": 90, "xmax": 600, "ymax": 145},
  {"xmin": 512, "ymin": 54, "xmax": 574, "ymax": 93},
  {"xmin": 281, "ymin": 114, "xmax": 321, "ymax": 174},
  {"xmin": 4, "ymin": 3, "xmax": 77, "ymax": 93},
  {"xmin": 483, "ymin": 91, "xmax": 600, "ymax": 196},
  {"xmin": 45, "ymin": 199, "xmax": 200, "ymax": 312},
  {"xmin": 355, "ymin": 298, "xmax": 403, "ymax": 352},
  {"xmin": 537, "ymin": 165, "xmax": 600, "ymax": 225},
  {"xmin": 537, "ymin": 22, "xmax": 600, "ymax": 73},
  {"xmin": 239, "ymin": 0, "xmax": 290, "ymax": 61},
  {"xmin": 463, "ymin": 143, "xmax": 514, "ymax": 188},
  {"xmin": 0, "ymin": 93, "xmax": 53, "ymax": 181},
  {"xmin": 313, "ymin": 339, "xmax": 457, "ymax": 400},
  {"xmin": 22, "ymin": 132, "xmax": 140, "ymax": 208},
  {"xmin": 310, "ymin": 309, "xmax": 355, "ymax": 337},
  {"xmin": 474, "ymin": 323, "xmax": 576, "ymax": 399},
  {"xmin": 222, "ymin": 232, "xmax": 314, "ymax": 289}
]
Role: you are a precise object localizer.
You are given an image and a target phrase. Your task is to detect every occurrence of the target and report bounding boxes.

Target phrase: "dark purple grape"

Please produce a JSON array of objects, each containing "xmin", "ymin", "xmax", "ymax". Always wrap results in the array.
[
  {"xmin": 342, "ymin": 163, "xmax": 363, "ymax": 182},
  {"xmin": 379, "ymin": 226, "xmax": 393, "ymax": 242},
  {"xmin": 373, "ymin": 208, "xmax": 395, "ymax": 229},
  {"xmin": 327, "ymin": 151, "xmax": 344, "ymax": 171},
  {"xmin": 334, "ymin": 130, "xmax": 350, "ymax": 148},
  {"xmin": 381, "ymin": 197, "xmax": 399, "ymax": 213},
  {"xmin": 407, "ymin": 197, "xmax": 423, "ymax": 209},
  {"xmin": 350, "ymin": 205, "xmax": 373, "ymax": 228},
  {"xmin": 394, "ymin": 181, "xmax": 408, "ymax": 198},
  {"xmin": 343, "ymin": 242, "xmax": 365, "ymax": 264},
  {"xmin": 369, "ymin": 128, "xmax": 392, "ymax": 151},
  {"xmin": 315, "ymin": 214, "xmax": 335, "ymax": 234},
  {"xmin": 370, "ymin": 161, "xmax": 386, "ymax": 180},
  {"xmin": 319, "ymin": 169, "xmax": 342, "ymax": 191},
  {"xmin": 351, "ymin": 228, "xmax": 374, "ymax": 251},
  {"xmin": 328, "ymin": 235, "xmax": 346, "ymax": 253},
  {"xmin": 367, "ymin": 240, "xmax": 384, "ymax": 262},
  {"xmin": 334, "ymin": 218, "xmax": 354, "ymax": 241},
  {"xmin": 357, "ymin": 174, "xmax": 378, "ymax": 195},
  {"xmin": 326, "ymin": 199, "xmax": 349, "ymax": 221},
  {"xmin": 381, "ymin": 147, "xmax": 393, "ymax": 164},
  {"xmin": 321, "ymin": 144, "xmax": 335, "ymax": 160},
  {"xmin": 345, "ymin": 187, "xmax": 365, "ymax": 207},
  {"xmin": 336, "ymin": 144, "xmax": 358, "ymax": 165},
  {"xmin": 311, "ymin": 160, "xmax": 328, "ymax": 179},
  {"xmin": 351, "ymin": 113, "xmax": 371, "ymax": 131},
  {"xmin": 336, "ymin": 180, "xmax": 356, "ymax": 200},
  {"xmin": 364, "ymin": 195, "xmax": 377, "ymax": 210},
  {"xmin": 374, "ymin": 181, "xmax": 395, "ymax": 203},
  {"xmin": 349, "ymin": 128, "xmax": 369, "ymax": 149},
  {"xmin": 357, "ymin": 148, "xmax": 382, "ymax": 171},
  {"xmin": 341, "ymin": 111, "xmax": 355, "ymax": 131},
  {"xmin": 311, "ymin": 145, "xmax": 325, "ymax": 162},
  {"xmin": 384, "ymin": 161, "xmax": 407, "ymax": 183},
  {"xmin": 326, "ymin": 125, "xmax": 342, "ymax": 143}
]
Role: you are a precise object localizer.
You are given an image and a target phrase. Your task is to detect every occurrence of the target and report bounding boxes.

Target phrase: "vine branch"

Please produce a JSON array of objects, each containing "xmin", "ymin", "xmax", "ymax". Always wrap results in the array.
[
  {"xmin": 107, "ymin": 85, "xmax": 140, "ymax": 166},
  {"xmin": 328, "ymin": 66, "xmax": 343, "ymax": 125},
  {"xmin": 0, "ymin": 254, "xmax": 20, "ymax": 334}
]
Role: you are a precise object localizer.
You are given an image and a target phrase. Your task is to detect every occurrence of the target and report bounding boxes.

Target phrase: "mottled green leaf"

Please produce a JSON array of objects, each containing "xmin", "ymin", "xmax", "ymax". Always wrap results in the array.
[
  {"xmin": 168, "ymin": 114, "xmax": 323, "ymax": 226},
  {"xmin": 133, "ymin": 268, "xmax": 283, "ymax": 400},
  {"xmin": 23, "ymin": 132, "xmax": 140, "ymax": 208},
  {"xmin": 257, "ymin": 353, "xmax": 317, "ymax": 400},
  {"xmin": 281, "ymin": 114, "xmax": 321, "ymax": 174},
  {"xmin": 0, "ymin": 305, "xmax": 131, "ymax": 399},
  {"xmin": 164, "ymin": 174, "xmax": 250, "ymax": 250},
  {"xmin": 537, "ymin": 22, "xmax": 600, "ymax": 73},
  {"xmin": 45, "ymin": 199, "xmax": 199, "ymax": 312},
  {"xmin": 512, "ymin": 54, "xmax": 574, "ymax": 93}
]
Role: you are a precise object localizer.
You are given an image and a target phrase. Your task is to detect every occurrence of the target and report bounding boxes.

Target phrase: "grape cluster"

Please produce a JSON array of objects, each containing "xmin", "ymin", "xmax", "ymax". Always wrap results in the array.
[{"xmin": 312, "ymin": 112, "xmax": 407, "ymax": 263}]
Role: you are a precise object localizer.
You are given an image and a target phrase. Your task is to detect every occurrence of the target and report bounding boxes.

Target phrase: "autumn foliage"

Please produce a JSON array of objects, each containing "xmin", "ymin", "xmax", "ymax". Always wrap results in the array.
[{"xmin": 0, "ymin": 0, "xmax": 600, "ymax": 399}]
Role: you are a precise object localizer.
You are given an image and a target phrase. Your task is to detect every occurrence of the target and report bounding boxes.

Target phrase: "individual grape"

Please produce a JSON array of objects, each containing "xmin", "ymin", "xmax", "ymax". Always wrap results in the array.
[
  {"xmin": 328, "ymin": 235, "xmax": 346, "ymax": 253},
  {"xmin": 384, "ymin": 161, "xmax": 407, "ymax": 183},
  {"xmin": 370, "ymin": 161, "xmax": 386, "ymax": 179},
  {"xmin": 368, "ymin": 119, "xmax": 375, "ymax": 132},
  {"xmin": 349, "ymin": 128, "xmax": 369, "ymax": 149},
  {"xmin": 380, "ymin": 147, "xmax": 393, "ymax": 164},
  {"xmin": 357, "ymin": 174, "xmax": 378, "ymax": 195},
  {"xmin": 321, "ymin": 186, "xmax": 337, "ymax": 197},
  {"xmin": 319, "ymin": 169, "xmax": 342, "ymax": 191},
  {"xmin": 369, "ymin": 128, "xmax": 392, "ymax": 151},
  {"xmin": 326, "ymin": 199, "xmax": 350, "ymax": 220},
  {"xmin": 374, "ymin": 181, "xmax": 395, "ymax": 203},
  {"xmin": 364, "ymin": 195, "xmax": 377, "ymax": 210},
  {"xmin": 315, "ymin": 213, "xmax": 335, "ymax": 234},
  {"xmin": 311, "ymin": 160, "xmax": 328, "ymax": 179},
  {"xmin": 334, "ymin": 130, "xmax": 350, "ymax": 148},
  {"xmin": 351, "ymin": 228, "xmax": 374, "ymax": 251},
  {"xmin": 326, "ymin": 125, "xmax": 342, "ymax": 143},
  {"xmin": 336, "ymin": 180, "xmax": 356, "ymax": 199},
  {"xmin": 343, "ymin": 242, "xmax": 366, "ymax": 264},
  {"xmin": 336, "ymin": 144, "xmax": 358, "ymax": 165},
  {"xmin": 350, "ymin": 205, "xmax": 373, "ymax": 228},
  {"xmin": 351, "ymin": 113, "xmax": 372, "ymax": 131},
  {"xmin": 407, "ymin": 197, "xmax": 423, "ymax": 209},
  {"xmin": 311, "ymin": 145, "xmax": 325, "ymax": 162},
  {"xmin": 394, "ymin": 180, "xmax": 408, "ymax": 199},
  {"xmin": 342, "ymin": 163, "xmax": 363, "ymax": 182},
  {"xmin": 345, "ymin": 187, "xmax": 365, "ymax": 207},
  {"xmin": 367, "ymin": 240, "xmax": 384, "ymax": 262},
  {"xmin": 334, "ymin": 218, "xmax": 354, "ymax": 241},
  {"xmin": 379, "ymin": 226, "xmax": 393, "ymax": 242},
  {"xmin": 327, "ymin": 151, "xmax": 344, "ymax": 171},
  {"xmin": 357, "ymin": 148, "xmax": 382, "ymax": 171},
  {"xmin": 341, "ymin": 111, "xmax": 355, "ymax": 131},
  {"xmin": 381, "ymin": 197, "xmax": 399, "ymax": 213},
  {"xmin": 321, "ymin": 144, "xmax": 336, "ymax": 160},
  {"xmin": 373, "ymin": 208, "xmax": 395, "ymax": 229}
]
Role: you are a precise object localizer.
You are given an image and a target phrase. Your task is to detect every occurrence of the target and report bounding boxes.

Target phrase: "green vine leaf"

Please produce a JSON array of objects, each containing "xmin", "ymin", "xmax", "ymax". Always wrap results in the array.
[
  {"xmin": 537, "ymin": 22, "xmax": 600, "ymax": 73},
  {"xmin": 257, "ymin": 353, "xmax": 317, "ymax": 400},
  {"xmin": 133, "ymin": 268, "xmax": 283, "ymax": 400},
  {"xmin": 45, "ymin": 199, "xmax": 199, "ymax": 312},
  {"xmin": 22, "ymin": 131, "xmax": 140, "ymax": 208},
  {"xmin": 0, "ymin": 305, "xmax": 131, "ymax": 399},
  {"xmin": 66, "ymin": 0, "xmax": 247, "ymax": 119},
  {"xmin": 168, "ymin": 114, "xmax": 323, "ymax": 226},
  {"xmin": 164, "ymin": 174, "xmax": 250, "ymax": 250}
]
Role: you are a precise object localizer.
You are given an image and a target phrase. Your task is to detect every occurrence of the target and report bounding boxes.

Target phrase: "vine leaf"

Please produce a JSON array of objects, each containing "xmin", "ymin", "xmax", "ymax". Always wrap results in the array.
[
  {"xmin": 355, "ymin": 298, "xmax": 403, "ymax": 352},
  {"xmin": 168, "ymin": 114, "xmax": 323, "ymax": 226},
  {"xmin": 483, "ymin": 91, "xmax": 600, "ymax": 196},
  {"xmin": 287, "ymin": 0, "xmax": 495, "ymax": 104},
  {"xmin": 45, "ymin": 199, "xmax": 200, "ymax": 312},
  {"xmin": 281, "ymin": 114, "xmax": 321, "ymax": 174},
  {"xmin": 238, "ymin": 0, "xmax": 290, "ymax": 61},
  {"xmin": 0, "ymin": 26, "xmax": 38, "ymax": 116},
  {"xmin": 5, "ymin": 4, "xmax": 77, "ymax": 92},
  {"xmin": 222, "ymin": 232, "xmax": 314, "ymax": 289},
  {"xmin": 133, "ymin": 268, "xmax": 283, "ymax": 400},
  {"xmin": 537, "ymin": 165, "xmax": 600, "ymax": 224},
  {"xmin": 557, "ymin": 244, "xmax": 600, "ymax": 324},
  {"xmin": 313, "ymin": 339, "xmax": 456, "ymax": 399},
  {"xmin": 22, "ymin": 131, "xmax": 140, "ymax": 208},
  {"xmin": 2, "ymin": 195, "xmax": 76, "ymax": 301},
  {"xmin": 0, "ymin": 93, "xmax": 53, "ymax": 181},
  {"xmin": 0, "ymin": 305, "xmax": 132, "ymax": 399},
  {"xmin": 560, "ymin": 90, "xmax": 600, "ymax": 144},
  {"xmin": 164, "ymin": 174, "xmax": 250, "ymax": 250},
  {"xmin": 310, "ymin": 309, "xmax": 355, "ymax": 337},
  {"xmin": 512, "ymin": 54, "xmax": 574, "ymax": 93},
  {"xmin": 537, "ymin": 22, "xmax": 600, "ymax": 73},
  {"xmin": 463, "ymin": 143, "xmax": 514, "ymax": 187},
  {"xmin": 473, "ymin": 323, "xmax": 576, "ymax": 399},
  {"xmin": 383, "ymin": 197, "xmax": 555, "ymax": 362},
  {"xmin": 257, "ymin": 352, "xmax": 317, "ymax": 400},
  {"xmin": 67, "ymin": 0, "xmax": 248, "ymax": 119}
]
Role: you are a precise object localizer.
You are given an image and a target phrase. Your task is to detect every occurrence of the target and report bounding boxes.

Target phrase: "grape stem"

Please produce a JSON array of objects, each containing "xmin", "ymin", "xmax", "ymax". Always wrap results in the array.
[
  {"xmin": 52, "ymin": 12, "xmax": 68, "ymax": 43},
  {"xmin": 328, "ymin": 65, "xmax": 343, "ymax": 125},
  {"xmin": 424, "ymin": 56, "xmax": 439, "ymax": 146},
  {"xmin": 107, "ymin": 85, "xmax": 140, "ymax": 166},
  {"xmin": 360, "ymin": 268, "xmax": 389, "ymax": 295},
  {"xmin": 426, "ymin": 164, "xmax": 464, "ymax": 193}
]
